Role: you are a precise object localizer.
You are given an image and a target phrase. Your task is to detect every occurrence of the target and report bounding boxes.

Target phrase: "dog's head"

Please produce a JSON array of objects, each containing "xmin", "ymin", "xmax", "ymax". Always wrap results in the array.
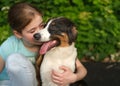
[{"xmin": 34, "ymin": 17, "xmax": 77, "ymax": 54}]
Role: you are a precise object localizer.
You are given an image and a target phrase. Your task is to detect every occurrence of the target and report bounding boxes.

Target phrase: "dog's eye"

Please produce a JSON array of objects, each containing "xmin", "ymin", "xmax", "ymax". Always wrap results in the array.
[
  {"xmin": 49, "ymin": 29, "xmax": 55, "ymax": 34},
  {"xmin": 49, "ymin": 29, "xmax": 61, "ymax": 35}
]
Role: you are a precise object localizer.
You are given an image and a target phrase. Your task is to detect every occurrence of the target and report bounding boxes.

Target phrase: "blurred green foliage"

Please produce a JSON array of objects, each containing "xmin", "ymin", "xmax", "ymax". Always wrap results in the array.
[{"xmin": 0, "ymin": 0, "xmax": 120, "ymax": 61}]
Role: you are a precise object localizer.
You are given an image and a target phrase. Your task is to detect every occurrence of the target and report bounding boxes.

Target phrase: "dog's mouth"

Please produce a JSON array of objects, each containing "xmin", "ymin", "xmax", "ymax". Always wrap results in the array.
[{"xmin": 40, "ymin": 40, "xmax": 58, "ymax": 55}]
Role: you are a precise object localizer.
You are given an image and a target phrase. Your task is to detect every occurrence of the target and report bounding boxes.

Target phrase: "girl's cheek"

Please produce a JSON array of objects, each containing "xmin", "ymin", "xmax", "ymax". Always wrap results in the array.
[
  {"xmin": 31, "ymin": 34, "xmax": 36, "ymax": 40},
  {"xmin": 26, "ymin": 34, "xmax": 33, "ymax": 41}
]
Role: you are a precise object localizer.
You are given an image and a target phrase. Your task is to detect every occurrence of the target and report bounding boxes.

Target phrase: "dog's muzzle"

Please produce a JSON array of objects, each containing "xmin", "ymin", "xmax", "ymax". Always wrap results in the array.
[{"xmin": 34, "ymin": 33, "xmax": 41, "ymax": 40}]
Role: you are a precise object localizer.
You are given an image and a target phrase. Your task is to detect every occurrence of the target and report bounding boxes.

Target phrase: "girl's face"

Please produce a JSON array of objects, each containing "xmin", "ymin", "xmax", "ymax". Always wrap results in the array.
[{"xmin": 15, "ymin": 14, "xmax": 44, "ymax": 47}]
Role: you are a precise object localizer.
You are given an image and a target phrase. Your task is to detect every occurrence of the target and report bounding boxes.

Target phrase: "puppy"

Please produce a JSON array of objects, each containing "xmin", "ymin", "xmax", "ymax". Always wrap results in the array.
[{"xmin": 34, "ymin": 17, "xmax": 78, "ymax": 86}]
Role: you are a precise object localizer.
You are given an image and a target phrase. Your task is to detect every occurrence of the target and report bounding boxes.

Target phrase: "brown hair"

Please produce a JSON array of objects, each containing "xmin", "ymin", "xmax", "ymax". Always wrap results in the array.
[{"xmin": 8, "ymin": 2, "xmax": 42, "ymax": 33}]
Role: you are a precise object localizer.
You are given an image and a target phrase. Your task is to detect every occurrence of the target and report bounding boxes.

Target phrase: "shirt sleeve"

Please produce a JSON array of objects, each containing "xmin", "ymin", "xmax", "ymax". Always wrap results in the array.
[{"xmin": 0, "ymin": 36, "xmax": 15, "ymax": 61}]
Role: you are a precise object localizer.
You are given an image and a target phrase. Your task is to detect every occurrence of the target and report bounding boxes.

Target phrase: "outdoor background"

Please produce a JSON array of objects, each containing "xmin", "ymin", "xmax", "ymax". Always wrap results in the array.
[{"xmin": 0, "ymin": 0, "xmax": 120, "ymax": 62}]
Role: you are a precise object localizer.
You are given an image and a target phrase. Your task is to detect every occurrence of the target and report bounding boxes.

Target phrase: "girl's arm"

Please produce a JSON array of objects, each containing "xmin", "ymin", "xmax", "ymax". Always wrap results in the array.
[
  {"xmin": 75, "ymin": 58, "xmax": 87, "ymax": 81},
  {"xmin": 0, "ymin": 56, "xmax": 5, "ymax": 72},
  {"xmin": 51, "ymin": 58, "xmax": 87, "ymax": 85}
]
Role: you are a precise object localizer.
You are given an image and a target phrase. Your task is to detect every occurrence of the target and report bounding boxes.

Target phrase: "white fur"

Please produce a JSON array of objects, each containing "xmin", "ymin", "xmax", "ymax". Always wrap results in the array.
[
  {"xmin": 38, "ymin": 20, "xmax": 53, "ymax": 42},
  {"xmin": 40, "ymin": 43, "xmax": 77, "ymax": 86}
]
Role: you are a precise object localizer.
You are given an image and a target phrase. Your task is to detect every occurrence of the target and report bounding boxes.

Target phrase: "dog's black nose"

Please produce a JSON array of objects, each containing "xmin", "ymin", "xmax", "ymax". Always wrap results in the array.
[{"xmin": 33, "ymin": 33, "xmax": 41, "ymax": 40}]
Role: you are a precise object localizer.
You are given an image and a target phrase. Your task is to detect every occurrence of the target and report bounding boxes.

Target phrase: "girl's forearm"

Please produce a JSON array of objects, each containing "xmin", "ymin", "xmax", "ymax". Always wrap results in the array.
[
  {"xmin": 75, "ymin": 59, "xmax": 87, "ymax": 81},
  {"xmin": 0, "ymin": 56, "xmax": 5, "ymax": 72}
]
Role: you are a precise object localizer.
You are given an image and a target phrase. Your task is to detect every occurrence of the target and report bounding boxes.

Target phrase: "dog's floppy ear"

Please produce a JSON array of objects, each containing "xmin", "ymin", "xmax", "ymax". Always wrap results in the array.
[
  {"xmin": 68, "ymin": 27, "xmax": 78, "ymax": 44},
  {"xmin": 72, "ymin": 27, "xmax": 78, "ymax": 39}
]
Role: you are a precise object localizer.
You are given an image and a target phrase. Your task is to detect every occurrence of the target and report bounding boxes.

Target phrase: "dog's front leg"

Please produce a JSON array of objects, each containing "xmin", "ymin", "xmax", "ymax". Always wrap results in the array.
[{"xmin": 35, "ymin": 55, "xmax": 43, "ymax": 86}]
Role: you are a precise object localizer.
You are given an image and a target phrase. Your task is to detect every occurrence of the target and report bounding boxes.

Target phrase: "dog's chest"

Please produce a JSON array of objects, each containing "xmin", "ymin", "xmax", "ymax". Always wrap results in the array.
[{"xmin": 41, "ymin": 44, "xmax": 77, "ymax": 73}]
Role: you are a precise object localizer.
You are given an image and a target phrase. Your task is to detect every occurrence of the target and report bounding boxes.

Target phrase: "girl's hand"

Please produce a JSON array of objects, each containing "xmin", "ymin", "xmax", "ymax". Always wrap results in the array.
[{"xmin": 51, "ymin": 65, "xmax": 77, "ymax": 86}]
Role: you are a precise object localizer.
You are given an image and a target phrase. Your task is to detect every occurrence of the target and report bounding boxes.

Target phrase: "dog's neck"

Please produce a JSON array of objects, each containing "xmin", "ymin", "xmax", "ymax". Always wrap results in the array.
[
  {"xmin": 59, "ymin": 41, "xmax": 69, "ymax": 47},
  {"xmin": 59, "ymin": 41, "xmax": 75, "ymax": 48},
  {"xmin": 58, "ymin": 34, "xmax": 70, "ymax": 47}
]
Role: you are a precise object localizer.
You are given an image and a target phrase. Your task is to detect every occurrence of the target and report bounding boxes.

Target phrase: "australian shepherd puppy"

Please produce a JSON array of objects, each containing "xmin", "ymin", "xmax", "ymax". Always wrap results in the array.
[{"xmin": 34, "ymin": 17, "xmax": 78, "ymax": 86}]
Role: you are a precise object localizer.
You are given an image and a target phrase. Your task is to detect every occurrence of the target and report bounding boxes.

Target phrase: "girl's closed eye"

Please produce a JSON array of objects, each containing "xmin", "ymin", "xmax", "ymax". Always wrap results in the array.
[
  {"xmin": 28, "ymin": 28, "xmax": 36, "ymax": 33},
  {"xmin": 39, "ymin": 23, "xmax": 44, "ymax": 30},
  {"xmin": 43, "ymin": 23, "xmax": 47, "ymax": 28}
]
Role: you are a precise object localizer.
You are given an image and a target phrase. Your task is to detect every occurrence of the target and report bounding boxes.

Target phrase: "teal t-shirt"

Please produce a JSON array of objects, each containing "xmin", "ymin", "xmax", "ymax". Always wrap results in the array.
[{"xmin": 0, "ymin": 36, "xmax": 38, "ymax": 80}]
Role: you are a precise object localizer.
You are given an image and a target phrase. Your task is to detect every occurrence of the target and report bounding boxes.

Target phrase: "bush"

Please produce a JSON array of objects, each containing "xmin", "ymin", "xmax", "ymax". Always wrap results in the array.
[{"xmin": 0, "ymin": 0, "xmax": 120, "ymax": 61}]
